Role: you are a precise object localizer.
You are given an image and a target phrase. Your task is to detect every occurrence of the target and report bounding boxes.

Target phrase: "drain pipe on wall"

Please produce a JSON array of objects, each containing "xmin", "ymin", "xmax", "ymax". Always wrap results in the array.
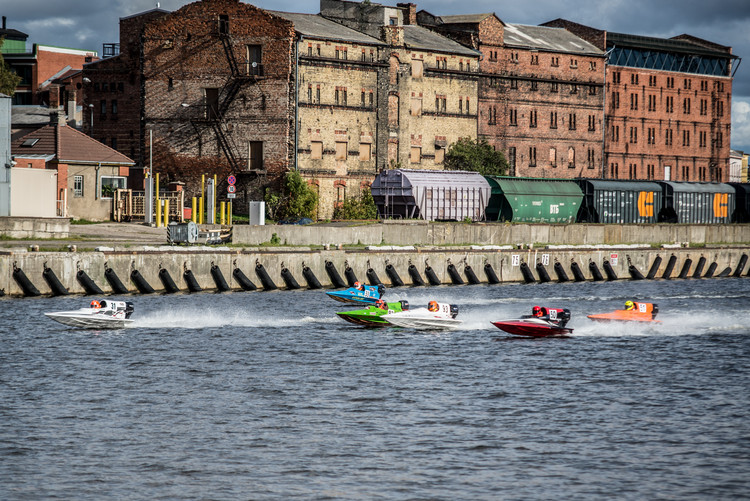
[{"xmin": 294, "ymin": 34, "xmax": 304, "ymax": 171}]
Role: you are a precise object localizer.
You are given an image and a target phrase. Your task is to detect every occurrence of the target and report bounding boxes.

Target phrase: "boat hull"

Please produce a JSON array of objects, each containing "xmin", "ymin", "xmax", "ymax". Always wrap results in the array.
[
  {"xmin": 587, "ymin": 311, "xmax": 660, "ymax": 323},
  {"xmin": 384, "ymin": 317, "xmax": 462, "ymax": 330},
  {"xmin": 337, "ymin": 301, "xmax": 406, "ymax": 327},
  {"xmin": 45, "ymin": 312, "xmax": 133, "ymax": 329},
  {"xmin": 492, "ymin": 319, "xmax": 572, "ymax": 337}
]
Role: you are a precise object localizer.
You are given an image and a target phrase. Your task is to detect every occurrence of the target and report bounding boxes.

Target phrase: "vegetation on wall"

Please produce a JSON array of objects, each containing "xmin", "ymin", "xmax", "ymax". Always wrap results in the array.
[
  {"xmin": 0, "ymin": 38, "xmax": 22, "ymax": 96},
  {"xmin": 444, "ymin": 137, "xmax": 509, "ymax": 177},
  {"xmin": 265, "ymin": 170, "xmax": 318, "ymax": 220},
  {"xmin": 333, "ymin": 187, "xmax": 378, "ymax": 220}
]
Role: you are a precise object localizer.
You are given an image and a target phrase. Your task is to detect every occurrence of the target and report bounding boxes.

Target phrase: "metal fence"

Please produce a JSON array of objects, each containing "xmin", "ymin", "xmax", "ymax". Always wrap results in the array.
[{"xmin": 114, "ymin": 189, "xmax": 185, "ymax": 223}]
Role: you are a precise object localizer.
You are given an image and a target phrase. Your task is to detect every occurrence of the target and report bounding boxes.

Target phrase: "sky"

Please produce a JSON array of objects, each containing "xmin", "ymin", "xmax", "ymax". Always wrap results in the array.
[{"xmin": 3, "ymin": 0, "xmax": 749, "ymax": 152}]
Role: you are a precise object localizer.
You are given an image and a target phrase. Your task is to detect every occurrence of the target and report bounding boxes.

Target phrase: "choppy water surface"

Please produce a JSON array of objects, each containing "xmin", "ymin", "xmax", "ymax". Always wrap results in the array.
[{"xmin": 2, "ymin": 278, "xmax": 749, "ymax": 500}]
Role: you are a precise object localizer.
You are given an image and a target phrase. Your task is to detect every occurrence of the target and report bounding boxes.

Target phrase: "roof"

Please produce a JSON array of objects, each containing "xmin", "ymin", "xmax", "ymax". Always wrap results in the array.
[
  {"xmin": 403, "ymin": 25, "xmax": 480, "ymax": 57},
  {"xmin": 504, "ymin": 23, "xmax": 603, "ymax": 56},
  {"xmin": 0, "ymin": 27, "xmax": 28, "ymax": 40},
  {"xmin": 268, "ymin": 11, "xmax": 384, "ymax": 45},
  {"xmin": 120, "ymin": 8, "xmax": 171, "ymax": 21},
  {"xmin": 607, "ymin": 31, "xmax": 736, "ymax": 59},
  {"xmin": 437, "ymin": 13, "xmax": 497, "ymax": 25},
  {"xmin": 11, "ymin": 124, "xmax": 135, "ymax": 165},
  {"xmin": 12, "ymin": 106, "xmax": 52, "ymax": 126},
  {"xmin": 374, "ymin": 168, "xmax": 490, "ymax": 187}
]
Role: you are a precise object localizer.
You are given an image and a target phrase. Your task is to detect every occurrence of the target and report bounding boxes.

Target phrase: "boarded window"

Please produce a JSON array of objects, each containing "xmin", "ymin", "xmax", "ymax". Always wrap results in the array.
[
  {"xmin": 411, "ymin": 97, "xmax": 422, "ymax": 116},
  {"xmin": 359, "ymin": 142, "xmax": 371, "ymax": 161},
  {"xmin": 412, "ymin": 59, "xmax": 423, "ymax": 78},
  {"xmin": 311, "ymin": 141, "xmax": 323, "ymax": 159},
  {"xmin": 567, "ymin": 147, "xmax": 575, "ymax": 168},
  {"xmin": 205, "ymin": 88, "xmax": 219, "ymax": 120},
  {"xmin": 410, "ymin": 146, "xmax": 421, "ymax": 164},
  {"xmin": 248, "ymin": 141, "xmax": 263, "ymax": 170},
  {"xmin": 335, "ymin": 141, "xmax": 347, "ymax": 160},
  {"xmin": 549, "ymin": 147, "xmax": 556, "ymax": 166},
  {"xmin": 435, "ymin": 146, "xmax": 445, "ymax": 164}
]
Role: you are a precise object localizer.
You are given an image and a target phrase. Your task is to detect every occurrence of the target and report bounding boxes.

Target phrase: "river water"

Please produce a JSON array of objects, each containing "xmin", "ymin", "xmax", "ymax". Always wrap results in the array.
[{"xmin": 2, "ymin": 278, "xmax": 749, "ymax": 500}]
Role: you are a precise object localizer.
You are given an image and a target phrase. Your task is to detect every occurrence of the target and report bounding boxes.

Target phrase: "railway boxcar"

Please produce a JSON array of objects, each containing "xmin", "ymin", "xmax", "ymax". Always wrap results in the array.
[
  {"xmin": 371, "ymin": 169, "xmax": 490, "ymax": 221},
  {"xmin": 485, "ymin": 177, "xmax": 583, "ymax": 223},
  {"xmin": 576, "ymin": 180, "xmax": 662, "ymax": 224},
  {"xmin": 658, "ymin": 182, "xmax": 735, "ymax": 223},
  {"xmin": 728, "ymin": 183, "xmax": 750, "ymax": 223}
]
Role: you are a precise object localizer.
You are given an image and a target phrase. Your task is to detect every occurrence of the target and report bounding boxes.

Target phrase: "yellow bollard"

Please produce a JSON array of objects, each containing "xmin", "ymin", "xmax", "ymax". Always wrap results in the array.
[
  {"xmin": 200, "ymin": 175, "xmax": 205, "ymax": 225},
  {"xmin": 199, "ymin": 196, "xmax": 204, "ymax": 225},
  {"xmin": 156, "ymin": 199, "xmax": 162, "ymax": 228},
  {"xmin": 213, "ymin": 174, "xmax": 218, "ymax": 224},
  {"xmin": 228, "ymin": 201, "xmax": 232, "ymax": 225},
  {"xmin": 163, "ymin": 199, "xmax": 170, "ymax": 227},
  {"xmin": 191, "ymin": 197, "xmax": 197, "ymax": 223},
  {"xmin": 220, "ymin": 201, "xmax": 226, "ymax": 225}
]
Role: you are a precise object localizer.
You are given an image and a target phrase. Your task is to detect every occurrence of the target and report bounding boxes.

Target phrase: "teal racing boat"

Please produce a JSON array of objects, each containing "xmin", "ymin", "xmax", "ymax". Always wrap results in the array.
[{"xmin": 337, "ymin": 300, "xmax": 409, "ymax": 327}]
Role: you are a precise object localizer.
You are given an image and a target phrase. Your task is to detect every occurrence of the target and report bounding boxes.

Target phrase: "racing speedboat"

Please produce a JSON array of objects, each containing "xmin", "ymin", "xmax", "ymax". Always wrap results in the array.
[
  {"xmin": 45, "ymin": 299, "xmax": 135, "ymax": 329},
  {"xmin": 337, "ymin": 300, "xmax": 409, "ymax": 327},
  {"xmin": 326, "ymin": 283, "xmax": 385, "ymax": 305},
  {"xmin": 382, "ymin": 301, "xmax": 461, "ymax": 330},
  {"xmin": 492, "ymin": 307, "xmax": 573, "ymax": 337},
  {"xmin": 587, "ymin": 302, "xmax": 660, "ymax": 323}
]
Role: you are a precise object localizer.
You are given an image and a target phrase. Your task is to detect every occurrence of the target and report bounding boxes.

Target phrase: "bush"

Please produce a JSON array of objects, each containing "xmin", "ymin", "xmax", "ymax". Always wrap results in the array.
[
  {"xmin": 265, "ymin": 170, "xmax": 318, "ymax": 220},
  {"xmin": 333, "ymin": 188, "xmax": 378, "ymax": 220}
]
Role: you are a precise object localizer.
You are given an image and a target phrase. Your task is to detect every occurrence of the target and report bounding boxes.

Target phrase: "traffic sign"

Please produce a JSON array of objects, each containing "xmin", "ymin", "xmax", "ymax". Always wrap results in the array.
[
  {"xmin": 227, "ymin": 193, "xmax": 236, "ymax": 199},
  {"xmin": 227, "ymin": 185, "xmax": 236, "ymax": 194},
  {"xmin": 227, "ymin": 175, "xmax": 236, "ymax": 186}
]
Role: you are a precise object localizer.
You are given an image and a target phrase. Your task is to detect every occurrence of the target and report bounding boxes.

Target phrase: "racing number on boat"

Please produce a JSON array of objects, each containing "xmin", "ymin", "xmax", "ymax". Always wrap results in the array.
[{"xmin": 549, "ymin": 309, "xmax": 558, "ymax": 320}]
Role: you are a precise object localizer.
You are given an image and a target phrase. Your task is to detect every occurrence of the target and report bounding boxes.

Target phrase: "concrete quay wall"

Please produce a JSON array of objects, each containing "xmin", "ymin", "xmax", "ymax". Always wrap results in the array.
[
  {"xmin": 233, "ymin": 222, "xmax": 750, "ymax": 247},
  {"xmin": 1, "ymin": 245, "xmax": 748, "ymax": 297},
  {"xmin": 0, "ymin": 217, "xmax": 70, "ymax": 239}
]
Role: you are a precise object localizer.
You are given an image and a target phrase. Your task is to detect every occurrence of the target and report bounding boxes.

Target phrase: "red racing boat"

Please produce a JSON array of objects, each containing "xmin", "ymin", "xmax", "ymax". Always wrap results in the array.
[{"xmin": 492, "ymin": 307, "xmax": 573, "ymax": 337}]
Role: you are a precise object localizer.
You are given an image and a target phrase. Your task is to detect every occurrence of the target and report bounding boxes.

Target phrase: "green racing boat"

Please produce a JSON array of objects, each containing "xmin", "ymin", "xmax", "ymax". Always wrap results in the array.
[{"xmin": 337, "ymin": 300, "xmax": 410, "ymax": 327}]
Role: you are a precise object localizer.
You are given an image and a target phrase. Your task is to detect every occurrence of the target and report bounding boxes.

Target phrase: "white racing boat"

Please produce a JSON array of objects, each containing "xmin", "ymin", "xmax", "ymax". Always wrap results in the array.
[
  {"xmin": 382, "ymin": 301, "xmax": 461, "ymax": 330},
  {"xmin": 45, "ymin": 299, "xmax": 135, "ymax": 329}
]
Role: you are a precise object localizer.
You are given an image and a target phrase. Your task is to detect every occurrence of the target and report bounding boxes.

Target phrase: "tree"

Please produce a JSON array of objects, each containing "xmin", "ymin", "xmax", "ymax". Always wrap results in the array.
[
  {"xmin": 265, "ymin": 170, "xmax": 318, "ymax": 220},
  {"xmin": 0, "ymin": 38, "xmax": 22, "ymax": 97},
  {"xmin": 333, "ymin": 187, "xmax": 378, "ymax": 220},
  {"xmin": 444, "ymin": 137, "xmax": 509, "ymax": 176}
]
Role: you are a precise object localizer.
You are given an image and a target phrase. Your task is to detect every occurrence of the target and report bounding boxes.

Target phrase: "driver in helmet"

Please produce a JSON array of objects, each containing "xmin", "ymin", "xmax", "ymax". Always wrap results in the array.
[
  {"xmin": 90, "ymin": 300, "xmax": 101, "ymax": 309},
  {"xmin": 428, "ymin": 301, "xmax": 439, "ymax": 312},
  {"xmin": 375, "ymin": 299, "xmax": 386, "ymax": 310},
  {"xmin": 624, "ymin": 300, "xmax": 635, "ymax": 311},
  {"xmin": 532, "ymin": 305, "xmax": 543, "ymax": 317}
]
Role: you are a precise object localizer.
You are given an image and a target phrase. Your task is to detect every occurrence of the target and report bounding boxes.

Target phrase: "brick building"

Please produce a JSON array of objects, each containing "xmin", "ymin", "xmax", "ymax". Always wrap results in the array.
[
  {"xmin": 544, "ymin": 19, "xmax": 736, "ymax": 182},
  {"xmin": 1, "ymin": 16, "xmax": 97, "ymax": 107},
  {"xmin": 418, "ymin": 13, "xmax": 605, "ymax": 178}
]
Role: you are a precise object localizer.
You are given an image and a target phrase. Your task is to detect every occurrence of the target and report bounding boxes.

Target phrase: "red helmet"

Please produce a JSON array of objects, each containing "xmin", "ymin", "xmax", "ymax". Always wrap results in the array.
[
  {"xmin": 532, "ymin": 305, "xmax": 542, "ymax": 315},
  {"xmin": 91, "ymin": 300, "xmax": 101, "ymax": 309}
]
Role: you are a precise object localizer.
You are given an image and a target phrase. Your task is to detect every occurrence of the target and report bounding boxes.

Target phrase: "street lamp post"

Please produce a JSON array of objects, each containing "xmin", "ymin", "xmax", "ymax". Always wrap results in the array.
[{"xmin": 87, "ymin": 104, "xmax": 94, "ymax": 135}]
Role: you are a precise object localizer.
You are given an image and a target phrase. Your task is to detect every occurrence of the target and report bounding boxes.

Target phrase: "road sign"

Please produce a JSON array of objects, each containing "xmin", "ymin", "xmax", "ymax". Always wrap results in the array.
[
  {"xmin": 227, "ymin": 185, "xmax": 236, "ymax": 194},
  {"xmin": 227, "ymin": 175, "xmax": 236, "ymax": 186},
  {"xmin": 227, "ymin": 193, "xmax": 236, "ymax": 199}
]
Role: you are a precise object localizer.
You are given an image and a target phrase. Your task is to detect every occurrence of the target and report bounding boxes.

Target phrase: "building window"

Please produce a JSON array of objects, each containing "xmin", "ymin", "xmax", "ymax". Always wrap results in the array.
[
  {"xmin": 666, "ymin": 96, "xmax": 674, "ymax": 113},
  {"xmin": 311, "ymin": 141, "xmax": 323, "ymax": 160},
  {"xmin": 629, "ymin": 163, "xmax": 637, "ymax": 180},
  {"xmin": 629, "ymin": 126, "xmax": 638, "ymax": 144},
  {"xmin": 510, "ymin": 79, "xmax": 518, "ymax": 90},
  {"xmin": 246, "ymin": 45, "xmax": 262, "ymax": 75},
  {"xmin": 100, "ymin": 100, "xmax": 106, "ymax": 115},
  {"xmin": 361, "ymin": 90, "xmax": 365, "ymax": 106},
  {"xmin": 647, "ymin": 164, "xmax": 655, "ymax": 179},
  {"xmin": 168, "ymin": 77, "xmax": 173, "ymax": 91},
  {"xmin": 587, "ymin": 148, "xmax": 595, "ymax": 169},
  {"xmin": 568, "ymin": 113, "xmax": 576, "ymax": 130},
  {"xmin": 410, "ymin": 96, "xmax": 422, "ymax": 116},
  {"xmin": 630, "ymin": 93, "xmax": 638, "ymax": 110},
  {"xmin": 100, "ymin": 176, "xmax": 126, "ymax": 199},
  {"xmin": 410, "ymin": 146, "xmax": 421, "ymax": 164},
  {"xmin": 316, "ymin": 86, "xmax": 320, "ymax": 103},
  {"xmin": 369, "ymin": 92, "xmax": 374, "ymax": 107},
  {"xmin": 666, "ymin": 128, "xmax": 673, "ymax": 146},
  {"xmin": 612, "ymin": 125, "xmax": 619, "ymax": 143},
  {"xmin": 717, "ymin": 100, "xmax": 724, "ymax": 116},
  {"xmin": 435, "ymin": 146, "xmax": 445, "ymax": 164},
  {"xmin": 588, "ymin": 114, "xmax": 595, "ymax": 131},
  {"xmin": 700, "ymin": 99, "xmax": 708, "ymax": 115},
  {"xmin": 335, "ymin": 141, "xmax": 348, "ymax": 160},
  {"xmin": 683, "ymin": 97, "xmax": 691, "ymax": 114},
  {"xmin": 529, "ymin": 109, "xmax": 537, "ymax": 128},
  {"xmin": 308, "ymin": 85, "xmax": 313, "ymax": 103},
  {"xmin": 684, "ymin": 78, "xmax": 691, "ymax": 90},
  {"xmin": 647, "ymin": 127, "xmax": 656, "ymax": 145},
  {"xmin": 248, "ymin": 141, "xmax": 263, "ymax": 170},
  {"xmin": 412, "ymin": 59, "xmax": 423, "ymax": 78},
  {"xmin": 550, "ymin": 80, "xmax": 558, "ymax": 93},
  {"xmin": 588, "ymin": 85, "xmax": 597, "ymax": 95},
  {"xmin": 111, "ymin": 100, "xmax": 118, "ymax": 115},
  {"xmin": 551, "ymin": 57, "xmax": 559, "ymax": 67},
  {"xmin": 631, "ymin": 74, "xmax": 639, "ymax": 85},
  {"xmin": 699, "ymin": 130, "xmax": 707, "ymax": 148},
  {"xmin": 530, "ymin": 80, "xmax": 538, "ymax": 91},
  {"xmin": 316, "ymin": 45, "xmax": 321, "ymax": 56},
  {"xmin": 589, "ymin": 61, "xmax": 596, "ymax": 71},
  {"xmin": 111, "ymin": 137, "xmax": 117, "ymax": 150},
  {"xmin": 436, "ymin": 95, "xmax": 446, "ymax": 113},
  {"xmin": 682, "ymin": 130, "xmax": 690, "ymax": 147},
  {"xmin": 649, "ymin": 75, "xmax": 657, "ymax": 86},
  {"xmin": 550, "ymin": 111, "xmax": 557, "ymax": 129},
  {"xmin": 529, "ymin": 146, "xmax": 537, "ymax": 167},
  {"xmin": 682, "ymin": 165, "xmax": 690, "ymax": 181},
  {"xmin": 612, "ymin": 71, "xmax": 621, "ymax": 84},
  {"xmin": 612, "ymin": 92, "xmax": 620, "ymax": 109},
  {"xmin": 359, "ymin": 142, "xmax": 371, "ymax": 161},
  {"xmin": 509, "ymin": 109, "xmax": 517, "ymax": 126},
  {"xmin": 531, "ymin": 54, "xmax": 539, "ymax": 65},
  {"xmin": 218, "ymin": 14, "xmax": 229, "ymax": 35},
  {"xmin": 308, "ymin": 45, "xmax": 313, "ymax": 57},
  {"xmin": 570, "ymin": 84, "xmax": 578, "ymax": 94},
  {"xmin": 648, "ymin": 94, "xmax": 656, "ymax": 112},
  {"xmin": 549, "ymin": 147, "xmax": 556, "ymax": 167},
  {"xmin": 570, "ymin": 58, "xmax": 577, "ymax": 68},
  {"xmin": 666, "ymin": 77, "xmax": 674, "ymax": 88},
  {"xmin": 73, "ymin": 175, "xmax": 84, "ymax": 198}
]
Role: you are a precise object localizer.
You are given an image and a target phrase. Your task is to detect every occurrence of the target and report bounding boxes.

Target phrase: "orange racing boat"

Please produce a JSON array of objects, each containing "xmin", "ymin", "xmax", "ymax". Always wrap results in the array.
[{"xmin": 587, "ymin": 302, "xmax": 660, "ymax": 323}]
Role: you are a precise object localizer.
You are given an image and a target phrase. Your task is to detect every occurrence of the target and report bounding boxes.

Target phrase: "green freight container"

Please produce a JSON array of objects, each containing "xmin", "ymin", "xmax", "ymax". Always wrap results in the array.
[{"xmin": 485, "ymin": 177, "xmax": 583, "ymax": 223}]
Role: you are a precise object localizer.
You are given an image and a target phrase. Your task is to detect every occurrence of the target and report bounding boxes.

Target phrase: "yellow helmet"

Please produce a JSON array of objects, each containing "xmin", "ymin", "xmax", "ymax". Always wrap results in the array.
[{"xmin": 625, "ymin": 301, "xmax": 634, "ymax": 309}]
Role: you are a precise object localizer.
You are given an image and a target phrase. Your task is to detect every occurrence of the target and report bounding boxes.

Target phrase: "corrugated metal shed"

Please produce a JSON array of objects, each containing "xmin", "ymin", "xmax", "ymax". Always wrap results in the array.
[
  {"xmin": 371, "ymin": 169, "xmax": 490, "ymax": 221},
  {"xmin": 659, "ymin": 182, "xmax": 735, "ymax": 224},
  {"xmin": 485, "ymin": 177, "xmax": 583, "ymax": 223},
  {"xmin": 577, "ymin": 180, "xmax": 663, "ymax": 224}
]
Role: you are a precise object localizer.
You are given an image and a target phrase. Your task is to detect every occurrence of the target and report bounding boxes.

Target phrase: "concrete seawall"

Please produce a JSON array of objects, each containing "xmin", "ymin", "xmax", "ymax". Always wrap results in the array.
[{"xmin": 2, "ymin": 245, "xmax": 748, "ymax": 297}]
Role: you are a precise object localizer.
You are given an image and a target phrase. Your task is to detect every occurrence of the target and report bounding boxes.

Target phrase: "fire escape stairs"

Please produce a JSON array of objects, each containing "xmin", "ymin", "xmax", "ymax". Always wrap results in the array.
[{"xmin": 209, "ymin": 33, "xmax": 258, "ymax": 172}]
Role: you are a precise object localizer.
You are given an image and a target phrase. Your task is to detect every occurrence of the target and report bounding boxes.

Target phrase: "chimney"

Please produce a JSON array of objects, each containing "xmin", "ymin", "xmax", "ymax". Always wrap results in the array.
[
  {"xmin": 48, "ymin": 86, "xmax": 61, "ymax": 109},
  {"xmin": 397, "ymin": 3, "xmax": 417, "ymax": 25},
  {"xmin": 2, "ymin": 17, "xmax": 6, "ymax": 30}
]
